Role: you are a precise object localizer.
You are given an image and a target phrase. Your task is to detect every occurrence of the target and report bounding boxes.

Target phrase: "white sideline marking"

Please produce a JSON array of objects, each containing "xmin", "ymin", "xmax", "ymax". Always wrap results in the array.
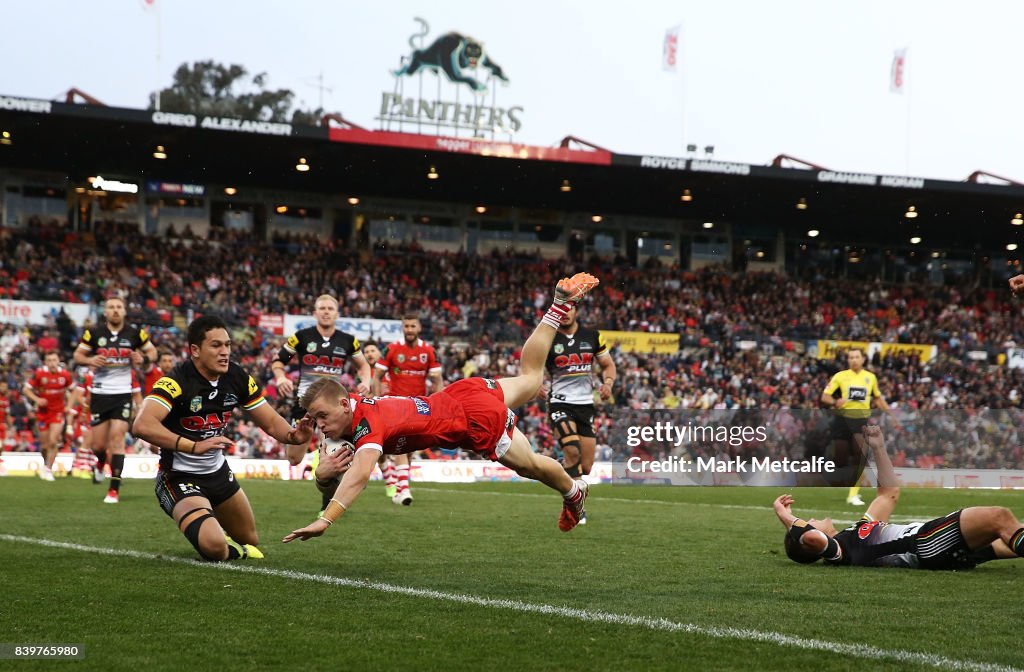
[{"xmin": 0, "ymin": 534, "xmax": 1017, "ymax": 672}]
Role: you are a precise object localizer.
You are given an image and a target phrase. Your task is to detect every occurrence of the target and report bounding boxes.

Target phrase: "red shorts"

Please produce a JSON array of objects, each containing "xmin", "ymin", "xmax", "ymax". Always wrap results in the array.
[
  {"xmin": 36, "ymin": 411, "xmax": 64, "ymax": 431},
  {"xmin": 441, "ymin": 378, "xmax": 517, "ymax": 460}
]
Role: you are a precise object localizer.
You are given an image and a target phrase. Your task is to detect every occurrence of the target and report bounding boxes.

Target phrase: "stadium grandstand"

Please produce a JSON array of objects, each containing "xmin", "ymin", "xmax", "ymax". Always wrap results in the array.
[{"xmin": 2, "ymin": 91, "xmax": 1024, "ymax": 474}]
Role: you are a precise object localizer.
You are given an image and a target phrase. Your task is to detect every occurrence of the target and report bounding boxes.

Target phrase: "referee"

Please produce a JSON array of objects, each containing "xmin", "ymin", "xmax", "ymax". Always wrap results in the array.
[{"xmin": 820, "ymin": 347, "xmax": 896, "ymax": 505}]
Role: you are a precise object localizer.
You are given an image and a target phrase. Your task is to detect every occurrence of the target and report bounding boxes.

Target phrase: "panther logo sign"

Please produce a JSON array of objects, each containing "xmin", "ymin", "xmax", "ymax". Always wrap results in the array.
[{"xmin": 393, "ymin": 20, "xmax": 509, "ymax": 93}]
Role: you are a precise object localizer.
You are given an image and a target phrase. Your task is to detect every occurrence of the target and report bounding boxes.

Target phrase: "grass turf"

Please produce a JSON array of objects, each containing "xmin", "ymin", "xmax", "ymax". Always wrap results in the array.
[{"xmin": 0, "ymin": 476, "xmax": 1020, "ymax": 671}]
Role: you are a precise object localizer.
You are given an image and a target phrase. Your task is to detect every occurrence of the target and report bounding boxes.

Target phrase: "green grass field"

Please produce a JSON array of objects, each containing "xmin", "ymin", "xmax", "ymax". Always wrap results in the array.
[{"xmin": 1, "ymin": 476, "xmax": 1021, "ymax": 672}]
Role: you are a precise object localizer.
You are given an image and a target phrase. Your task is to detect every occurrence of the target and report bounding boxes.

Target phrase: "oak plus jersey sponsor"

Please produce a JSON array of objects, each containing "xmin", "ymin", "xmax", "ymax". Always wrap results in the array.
[
  {"xmin": 145, "ymin": 360, "xmax": 266, "ymax": 474},
  {"xmin": 377, "ymin": 339, "xmax": 441, "ymax": 397},
  {"xmin": 276, "ymin": 327, "xmax": 360, "ymax": 399},
  {"xmin": 545, "ymin": 327, "xmax": 608, "ymax": 405},
  {"xmin": 78, "ymin": 325, "xmax": 151, "ymax": 395}
]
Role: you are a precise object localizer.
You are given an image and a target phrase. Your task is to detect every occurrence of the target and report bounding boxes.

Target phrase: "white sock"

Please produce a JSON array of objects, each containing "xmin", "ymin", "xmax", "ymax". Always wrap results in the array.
[{"xmin": 563, "ymin": 481, "xmax": 580, "ymax": 499}]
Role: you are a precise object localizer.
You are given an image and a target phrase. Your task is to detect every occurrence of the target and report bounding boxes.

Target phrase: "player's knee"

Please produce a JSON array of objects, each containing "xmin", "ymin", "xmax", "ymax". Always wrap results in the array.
[
  {"xmin": 181, "ymin": 509, "xmax": 227, "ymax": 561},
  {"xmin": 198, "ymin": 537, "xmax": 229, "ymax": 562}
]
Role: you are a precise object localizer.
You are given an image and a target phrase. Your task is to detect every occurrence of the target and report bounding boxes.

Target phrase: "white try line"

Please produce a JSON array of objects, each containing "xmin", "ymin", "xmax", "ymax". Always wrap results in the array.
[{"xmin": 0, "ymin": 534, "xmax": 1017, "ymax": 672}]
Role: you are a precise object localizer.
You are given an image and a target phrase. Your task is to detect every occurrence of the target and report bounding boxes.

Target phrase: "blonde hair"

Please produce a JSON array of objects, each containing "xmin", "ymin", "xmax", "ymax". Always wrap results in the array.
[
  {"xmin": 314, "ymin": 294, "xmax": 339, "ymax": 309},
  {"xmin": 300, "ymin": 377, "xmax": 348, "ymax": 410}
]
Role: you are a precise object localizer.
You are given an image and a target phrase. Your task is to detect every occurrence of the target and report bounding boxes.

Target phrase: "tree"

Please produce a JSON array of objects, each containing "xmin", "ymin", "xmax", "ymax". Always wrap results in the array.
[
  {"xmin": 150, "ymin": 60, "xmax": 296, "ymax": 122},
  {"xmin": 290, "ymin": 107, "xmax": 325, "ymax": 127}
]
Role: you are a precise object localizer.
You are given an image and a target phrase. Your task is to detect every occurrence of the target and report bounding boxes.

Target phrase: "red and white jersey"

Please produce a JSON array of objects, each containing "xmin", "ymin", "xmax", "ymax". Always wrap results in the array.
[
  {"xmin": 26, "ymin": 367, "xmax": 75, "ymax": 413},
  {"xmin": 348, "ymin": 393, "xmax": 468, "ymax": 456},
  {"xmin": 347, "ymin": 378, "xmax": 515, "ymax": 461},
  {"xmin": 144, "ymin": 365, "xmax": 164, "ymax": 396},
  {"xmin": 376, "ymin": 339, "xmax": 441, "ymax": 397}
]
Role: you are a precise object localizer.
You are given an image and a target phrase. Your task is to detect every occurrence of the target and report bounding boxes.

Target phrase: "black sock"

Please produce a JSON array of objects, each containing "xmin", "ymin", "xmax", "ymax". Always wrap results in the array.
[
  {"xmin": 94, "ymin": 449, "xmax": 107, "ymax": 470},
  {"xmin": 1010, "ymin": 527, "xmax": 1024, "ymax": 557},
  {"xmin": 110, "ymin": 454, "xmax": 125, "ymax": 492}
]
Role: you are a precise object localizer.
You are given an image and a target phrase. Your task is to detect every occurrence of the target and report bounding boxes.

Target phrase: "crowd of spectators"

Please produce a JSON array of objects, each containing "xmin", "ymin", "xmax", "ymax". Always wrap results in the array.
[{"xmin": 2, "ymin": 220, "xmax": 1024, "ymax": 470}]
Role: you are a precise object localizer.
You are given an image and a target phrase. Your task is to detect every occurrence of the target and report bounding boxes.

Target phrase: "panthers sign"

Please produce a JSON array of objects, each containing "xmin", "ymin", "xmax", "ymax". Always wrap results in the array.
[{"xmin": 377, "ymin": 18, "xmax": 524, "ymax": 136}]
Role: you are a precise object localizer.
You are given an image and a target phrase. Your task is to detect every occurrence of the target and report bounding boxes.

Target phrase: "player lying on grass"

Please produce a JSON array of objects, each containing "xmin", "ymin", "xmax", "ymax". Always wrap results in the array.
[
  {"xmin": 774, "ymin": 424, "xmax": 1024, "ymax": 568},
  {"xmin": 134, "ymin": 316, "xmax": 314, "ymax": 561},
  {"xmin": 282, "ymin": 272, "xmax": 601, "ymax": 543}
]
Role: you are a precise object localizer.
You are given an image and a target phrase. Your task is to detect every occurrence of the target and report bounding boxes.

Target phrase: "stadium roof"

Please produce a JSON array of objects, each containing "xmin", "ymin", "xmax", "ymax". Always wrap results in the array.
[{"xmin": 2, "ymin": 93, "xmax": 1023, "ymax": 252}]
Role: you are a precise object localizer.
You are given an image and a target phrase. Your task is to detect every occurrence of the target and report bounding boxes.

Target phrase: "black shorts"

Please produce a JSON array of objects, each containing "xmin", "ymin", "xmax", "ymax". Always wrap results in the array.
[
  {"xmin": 90, "ymin": 393, "xmax": 133, "ymax": 427},
  {"xmin": 548, "ymin": 403, "xmax": 596, "ymax": 439},
  {"xmin": 829, "ymin": 414, "xmax": 870, "ymax": 441},
  {"xmin": 914, "ymin": 510, "xmax": 976, "ymax": 570},
  {"xmin": 154, "ymin": 461, "xmax": 241, "ymax": 517}
]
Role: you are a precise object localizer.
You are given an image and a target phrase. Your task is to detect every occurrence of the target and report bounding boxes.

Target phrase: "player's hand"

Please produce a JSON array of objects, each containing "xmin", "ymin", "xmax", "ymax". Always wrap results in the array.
[
  {"xmin": 36, "ymin": 398, "xmax": 48, "ymax": 408},
  {"xmin": 130, "ymin": 351, "xmax": 144, "ymax": 366},
  {"xmin": 1010, "ymin": 275, "xmax": 1024, "ymax": 295},
  {"xmin": 287, "ymin": 416, "xmax": 315, "ymax": 445},
  {"xmin": 356, "ymin": 381, "xmax": 371, "ymax": 396},
  {"xmin": 863, "ymin": 423, "xmax": 885, "ymax": 449},
  {"xmin": 834, "ymin": 399, "xmax": 846, "ymax": 409},
  {"xmin": 773, "ymin": 494, "xmax": 794, "ymax": 514},
  {"xmin": 192, "ymin": 436, "xmax": 234, "ymax": 455},
  {"xmin": 275, "ymin": 376, "xmax": 294, "ymax": 397},
  {"xmin": 316, "ymin": 445, "xmax": 354, "ymax": 480},
  {"xmin": 91, "ymin": 354, "xmax": 108, "ymax": 368},
  {"xmin": 282, "ymin": 518, "xmax": 330, "ymax": 543},
  {"xmin": 598, "ymin": 383, "xmax": 613, "ymax": 401}
]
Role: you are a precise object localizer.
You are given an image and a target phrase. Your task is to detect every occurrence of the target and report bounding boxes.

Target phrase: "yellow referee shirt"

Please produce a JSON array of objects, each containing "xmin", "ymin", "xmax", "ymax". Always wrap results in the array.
[{"xmin": 823, "ymin": 369, "xmax": 880, "ymax": 419}]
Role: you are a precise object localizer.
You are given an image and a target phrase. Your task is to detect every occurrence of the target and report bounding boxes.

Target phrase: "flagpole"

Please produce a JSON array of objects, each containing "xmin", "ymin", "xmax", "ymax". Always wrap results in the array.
[
  {"xmin": 679, "ymin": 23, "xmax": 686, "ymax": 155},
  {"xmin": 155, "ymin": 1, "xmax": 162, "ymax": 111},
  {"xmin": 904, "ymin": 47, "xmax": 911, "ymax": 175}
]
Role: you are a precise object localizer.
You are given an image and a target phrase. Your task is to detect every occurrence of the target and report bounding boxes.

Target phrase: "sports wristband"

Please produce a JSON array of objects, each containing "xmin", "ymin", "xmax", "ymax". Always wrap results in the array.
[{"xmin": 320, "ymin": 497, "xmax": 348, "ymax": 524}]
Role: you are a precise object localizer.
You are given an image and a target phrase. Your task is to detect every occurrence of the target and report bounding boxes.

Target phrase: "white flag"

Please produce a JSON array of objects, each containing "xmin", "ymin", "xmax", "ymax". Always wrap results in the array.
[
  {"xmin": 890, "ymin": 48, "xmax": 907, "ymax": 93},
  {"xmin": 663, "ymin": 26, "xmax": 680, "ymax": 72}
]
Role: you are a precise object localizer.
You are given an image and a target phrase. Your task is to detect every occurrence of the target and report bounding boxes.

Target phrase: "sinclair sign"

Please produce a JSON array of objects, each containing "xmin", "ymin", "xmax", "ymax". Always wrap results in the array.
[{"xmin": 377, "ymin": 18, "xmax": 524, "ymax": 136}]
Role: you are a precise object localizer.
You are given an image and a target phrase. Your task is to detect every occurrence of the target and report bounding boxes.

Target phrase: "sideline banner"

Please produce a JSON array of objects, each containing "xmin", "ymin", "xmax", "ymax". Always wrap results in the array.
[
  {"xmin": 814, "ymin": 339, "xmax": 936, "ymax": 364},
  {"xmin": 2, "ymin": 454, "xmax": 1021, "ymax": 488},
  {"xmin": 2, "ymin": 454, "xmax": 294, "ymax": 480},
  {"xmin": 603, "ymin": 330, "xmax": 680, "ymax": 354},
  {"xmin": 0, "ymin": 300, "xmax": 92, "ymax": 327},
  {"xmin": 1, "ymin": 454, "xmax": 612, "ymax": 484},
  {"xmin": 283, "ymin": 315, "xmax": 403, "ymax": 344}
]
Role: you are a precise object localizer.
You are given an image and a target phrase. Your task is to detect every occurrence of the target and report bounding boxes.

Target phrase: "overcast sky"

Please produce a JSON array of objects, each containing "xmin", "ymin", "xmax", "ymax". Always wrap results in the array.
[{"xmin": 5, "ymin": 1, "xmax": 1022, "ymax": 181}]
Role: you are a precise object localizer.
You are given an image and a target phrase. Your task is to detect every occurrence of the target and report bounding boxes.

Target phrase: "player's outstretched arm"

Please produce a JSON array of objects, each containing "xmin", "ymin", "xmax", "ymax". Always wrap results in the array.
[
  {"xmin": 282, "ymin": 448, "xmax": 379, "ymax": 543},
  {"xmin": 863, "ymin": 424, "xmax": 899, "ymax": 522},
  {"xmin": 352, "ymin": 352, "xmax": 373, "ymax": 396},
  {"xmin": 249, "ymin": 404, "xmax": 314, "ymax": 458},
  {"xmin": 773, "ymin": 494, "xmax": 798, "ymax": 529}
]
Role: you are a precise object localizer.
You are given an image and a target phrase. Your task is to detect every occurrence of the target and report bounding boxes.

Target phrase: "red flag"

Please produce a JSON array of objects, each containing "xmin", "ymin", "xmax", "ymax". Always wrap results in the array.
[
  {"xmin": 890, "ymin": 48, "xmax": 907, "ymax": 93},
  {"xmin": 663, "ymin": 26, "xmax": 680, "ymax": 72}
]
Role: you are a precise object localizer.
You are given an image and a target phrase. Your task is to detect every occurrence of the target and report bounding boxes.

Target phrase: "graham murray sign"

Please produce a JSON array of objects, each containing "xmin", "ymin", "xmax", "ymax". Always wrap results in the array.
[
  {"xmin": 377, "ymin": 19, "xmax": 524, "ymax": 136},
  {"xmin": 625, "ymin": 155, "xmax": 926, "ymax": 189}
]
